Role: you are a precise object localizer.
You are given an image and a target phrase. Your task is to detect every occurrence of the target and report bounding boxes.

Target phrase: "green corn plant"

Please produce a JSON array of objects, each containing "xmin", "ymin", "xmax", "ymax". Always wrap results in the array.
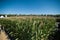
[{"xmin": 0, "ymin": 18, "xmax": 56, "ymax": 40}]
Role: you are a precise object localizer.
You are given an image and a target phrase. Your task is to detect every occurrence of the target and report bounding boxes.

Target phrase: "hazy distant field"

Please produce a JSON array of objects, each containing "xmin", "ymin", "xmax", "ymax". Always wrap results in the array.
[{"xmin": 4, "ymin": 16, "xmax": 55, "ymax": 21}]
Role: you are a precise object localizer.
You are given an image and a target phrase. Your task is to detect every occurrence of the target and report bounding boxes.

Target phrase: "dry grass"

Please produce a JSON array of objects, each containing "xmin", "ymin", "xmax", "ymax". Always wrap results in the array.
[
  {"xmin": 3, "ymin": 16, "xmax": 55, "ymax": 21},
  {"xmin": 0, "ymin": 30, "xmax": 9, "ymax": 40}
]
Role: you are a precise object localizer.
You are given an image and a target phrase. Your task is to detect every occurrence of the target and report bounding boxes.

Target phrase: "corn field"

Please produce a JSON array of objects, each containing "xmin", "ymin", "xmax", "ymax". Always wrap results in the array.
[{"xmin": 0, "ymin": 18, "xmax": 56, "ymax": 40}]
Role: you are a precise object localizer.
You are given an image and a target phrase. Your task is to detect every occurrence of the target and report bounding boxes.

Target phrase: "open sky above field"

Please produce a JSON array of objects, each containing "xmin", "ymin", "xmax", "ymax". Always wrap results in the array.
[{"xmin": 0, "ymin": 0, "xmax": 60, "ymax": 15}]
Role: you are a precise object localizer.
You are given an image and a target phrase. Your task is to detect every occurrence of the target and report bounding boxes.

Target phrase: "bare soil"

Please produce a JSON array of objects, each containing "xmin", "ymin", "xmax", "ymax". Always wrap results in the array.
[{"xmin": 0, "ymin": 30, "xmax": 9, "ymax": 40}]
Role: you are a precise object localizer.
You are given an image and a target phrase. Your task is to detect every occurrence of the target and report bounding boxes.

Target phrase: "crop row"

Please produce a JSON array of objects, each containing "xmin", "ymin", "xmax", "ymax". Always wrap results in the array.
[{"xmin": 0, "ymin": 18, "xmax": 56, "ymax": 40}]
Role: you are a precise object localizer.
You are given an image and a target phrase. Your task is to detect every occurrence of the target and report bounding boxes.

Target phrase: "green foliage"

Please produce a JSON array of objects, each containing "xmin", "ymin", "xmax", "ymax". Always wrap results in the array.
[{"xmin": 0, "ymin": 18, "xmax": 56, "ymax": 40}]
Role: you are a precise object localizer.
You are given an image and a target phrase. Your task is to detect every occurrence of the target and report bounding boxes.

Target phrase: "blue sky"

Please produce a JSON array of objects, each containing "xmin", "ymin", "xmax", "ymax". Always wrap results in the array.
[{"xmin": 0, "ymin": 0, "xmax": 60, "ymax": 15}]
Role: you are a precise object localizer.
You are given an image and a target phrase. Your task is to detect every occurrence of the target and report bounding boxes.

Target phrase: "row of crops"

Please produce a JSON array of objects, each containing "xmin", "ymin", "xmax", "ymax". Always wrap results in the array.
[{"xmin": 0, "ymin": 18, "xmax": 56, "ymax": 40}]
